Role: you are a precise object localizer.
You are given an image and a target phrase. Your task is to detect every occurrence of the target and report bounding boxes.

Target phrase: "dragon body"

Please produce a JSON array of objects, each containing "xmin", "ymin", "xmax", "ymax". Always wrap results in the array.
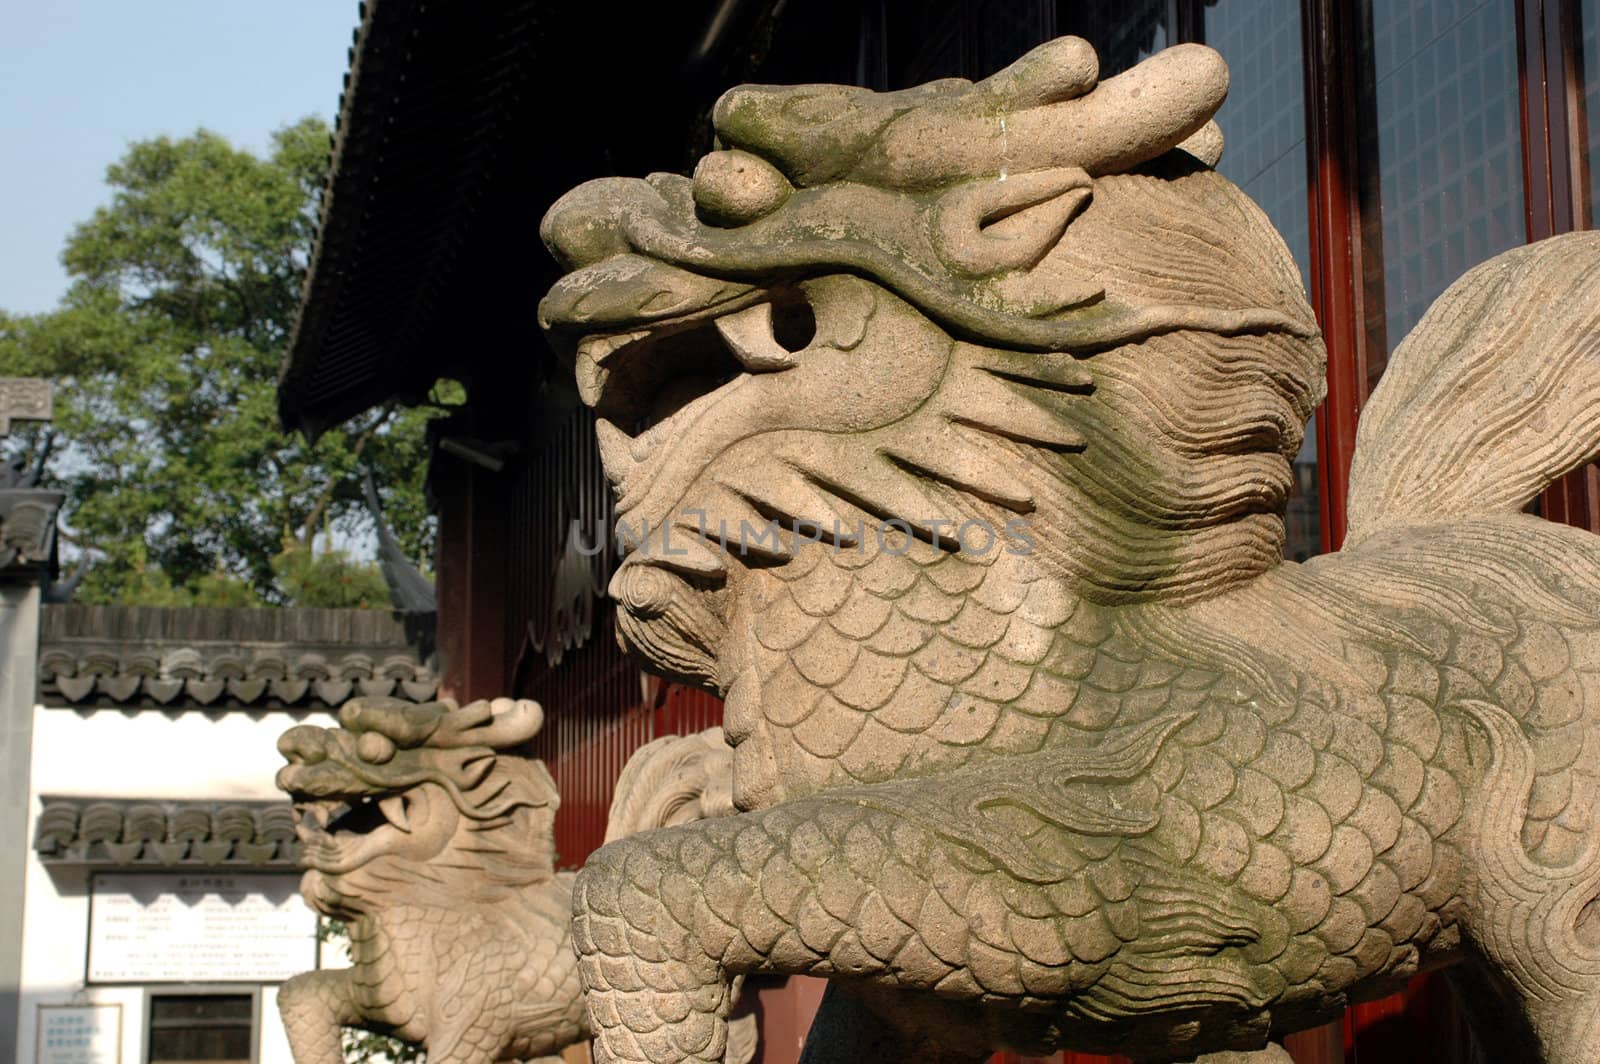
[{"xmin": 540, "ymin": 36, "xmax": 1600, "ymax": 1064}]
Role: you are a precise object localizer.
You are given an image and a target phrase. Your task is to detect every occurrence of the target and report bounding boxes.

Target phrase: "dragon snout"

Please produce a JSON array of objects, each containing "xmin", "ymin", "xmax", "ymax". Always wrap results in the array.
[
  {"xmin": 277, "ymin": 724, "xmax": 329, "ymax": 764},
  {"xmin": 610, "ymin": 560, "xmax": 680, "ymax": 618}
]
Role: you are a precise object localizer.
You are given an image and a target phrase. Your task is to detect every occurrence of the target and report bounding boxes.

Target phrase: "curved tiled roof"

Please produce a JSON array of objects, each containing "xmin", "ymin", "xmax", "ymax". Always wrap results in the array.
[
  {"xmin": 277, "ymin": 0, "xmax": 793, "ymax": 439},
  {"xmin": 278, "ymin": 0, "xmax": 545, "ymax": 438},
  {"xmin": 40, "ymin": 647, "xmax": 437, "ymax": 708},
  {"xmin": 39, "ymin": 604, "xmax": 437, "ymax": 709},
  {"xmin": 34, "ymin": 799, "xmax": 300, "ymax": 869}
]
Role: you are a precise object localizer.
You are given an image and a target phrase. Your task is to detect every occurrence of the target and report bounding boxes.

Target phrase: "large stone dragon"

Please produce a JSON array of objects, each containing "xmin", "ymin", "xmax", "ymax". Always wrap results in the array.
[
  {"xmin": 275, "ymin": 697, "xmax": 752, "ymax": 1064},
  {"xmin": 538, "ymin": 37, "xmax": 1600, "ymax": 1064}
]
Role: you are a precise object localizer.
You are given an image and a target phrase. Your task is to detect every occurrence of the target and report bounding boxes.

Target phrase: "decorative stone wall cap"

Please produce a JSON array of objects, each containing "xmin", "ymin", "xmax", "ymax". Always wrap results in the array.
[
  {"xmin": 0, "ymin": 377, "xmax": 53, "ymax": 433},
  {"xmin": 33, "ymin": 797, "xmax": 300, "ymax": 869},
  {"xmin": 0, "ymin": 488, "xmax": 63, "ymax": 571}
]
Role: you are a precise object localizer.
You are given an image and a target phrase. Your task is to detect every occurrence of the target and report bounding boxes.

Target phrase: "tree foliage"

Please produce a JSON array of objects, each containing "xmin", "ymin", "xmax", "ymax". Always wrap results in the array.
[{"xmin": 0, "ymin": 119, "xmax": 447, "ymax": 605}]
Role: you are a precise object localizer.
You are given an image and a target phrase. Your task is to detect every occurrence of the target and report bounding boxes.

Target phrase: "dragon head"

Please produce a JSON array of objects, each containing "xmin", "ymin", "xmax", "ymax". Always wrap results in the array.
[
  {"xmin": 276, "ymin": 696, "xmax": 558, "ymax": 916},
  {"xmin": 540, "ymin": 39, "xmax": 1324, "ymax": 806}
]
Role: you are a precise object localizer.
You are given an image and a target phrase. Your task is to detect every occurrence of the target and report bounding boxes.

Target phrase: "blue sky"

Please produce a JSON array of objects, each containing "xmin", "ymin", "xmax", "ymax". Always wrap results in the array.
[{"xmin": 0, "ymin": 1, "xmax": 358, "ymax": 313}]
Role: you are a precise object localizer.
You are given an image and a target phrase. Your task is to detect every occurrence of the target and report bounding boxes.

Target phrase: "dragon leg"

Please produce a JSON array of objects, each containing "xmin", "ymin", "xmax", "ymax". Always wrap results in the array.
[
  {"xmin": 1454, "ymin": 699, "xmax": 1600, "ymax": 1063},
  {"xmin": 573, "ymin": 795, "xmax": 1007, "ymax": 1064},
  {"xmin": 277, "ymin": 969, "xmax": 363, "ymax": 1064},
  {"xmin": 573, "ymin": 779, "xmax": 1280, "ymax": 1064}
]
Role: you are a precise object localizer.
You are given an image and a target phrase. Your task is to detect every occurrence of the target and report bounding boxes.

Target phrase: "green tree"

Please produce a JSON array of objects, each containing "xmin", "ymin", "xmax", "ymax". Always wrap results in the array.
[
  {"xmin": 274, "ymin": 543, "xmax": 392, "ymax": 609},
  {"xmin": 0, "ymin": 119, "xmax": 449, "ymax": 605}
]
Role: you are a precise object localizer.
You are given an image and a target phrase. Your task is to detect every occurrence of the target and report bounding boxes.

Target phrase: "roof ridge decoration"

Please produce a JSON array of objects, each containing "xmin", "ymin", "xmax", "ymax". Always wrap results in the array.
[{"xmin": 0, "ymin": 377, "xmax": 62, "ymax": 576}]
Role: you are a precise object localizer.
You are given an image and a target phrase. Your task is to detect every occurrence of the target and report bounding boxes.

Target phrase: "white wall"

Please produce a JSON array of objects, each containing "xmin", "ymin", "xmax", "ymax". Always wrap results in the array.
[
  {"xmin": 29, "ymin": 705, "xmax": 331, "ymax": 800},
  {"xmin": 16, "ymin": 704, "xmax": 335, "ymax": 1064}
]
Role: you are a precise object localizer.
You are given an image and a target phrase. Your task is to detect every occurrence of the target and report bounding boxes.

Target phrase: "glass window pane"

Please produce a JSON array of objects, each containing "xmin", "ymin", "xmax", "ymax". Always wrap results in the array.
[
  {"xmin": 1205, "ymin": 0, "xmax": 1319, "ymax": 560},
  {"xmin": 884, "ymin": 0, "xmax": 969, "ymax": 84},
  {"xmin": 1365, "ymin": 0, "xmax": 1525, "ymax": 353},
  {"xmin": 972, "ymin": 0, "xmax": 1055, "ymax": 77},
  {"xmin": 1059, "ymin": 1, "xmax": 1168, "ymax": 77},
  {"xmin": 881, "ymin": 0, "xmax": 1162, "ymax": 85},
  {"xmin": 1206, "ymin": 0, "xmax": 1312, "ymax": 286},
  {"xmin": 1583, "ymin": 0, "xmax": 1599, "ymax": 223}
]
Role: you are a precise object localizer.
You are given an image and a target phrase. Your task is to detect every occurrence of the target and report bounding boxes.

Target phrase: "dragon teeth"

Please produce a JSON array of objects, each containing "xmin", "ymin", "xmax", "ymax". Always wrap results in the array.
[
  {"xmin": 594, "ymin": 418, "xmax": 639, "ymax": 487},
  {"xmin": 714, "ymin": 303, "xmax": 798, "ymax": 371},
  {"xmin": 579, "ymin": 329, "xmax": 650, "ymax": 367},
  {"xmin": 379, "ymin": 795, "xmax": 410, "ymax": 832}
]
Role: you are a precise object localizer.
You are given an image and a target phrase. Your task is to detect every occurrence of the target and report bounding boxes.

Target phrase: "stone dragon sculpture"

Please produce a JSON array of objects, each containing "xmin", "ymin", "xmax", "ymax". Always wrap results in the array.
[
  {"xmin": 538, "ymin": 36, "xmax": 1600, "ymax": 1064},
  {"xmin": 275, "ymin": 697, "xmax": 751, "ymax": 1064}
]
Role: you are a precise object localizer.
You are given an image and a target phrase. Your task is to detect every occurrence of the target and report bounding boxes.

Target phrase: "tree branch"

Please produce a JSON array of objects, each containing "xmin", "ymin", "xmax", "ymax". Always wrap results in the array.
[{"xmin": 296, "ymin": 408, "xmax": 390, "ymax": 547}]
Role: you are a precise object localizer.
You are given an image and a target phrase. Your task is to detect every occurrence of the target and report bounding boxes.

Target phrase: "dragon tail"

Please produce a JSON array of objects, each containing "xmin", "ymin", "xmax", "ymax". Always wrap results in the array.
[{"xmin": 1343, "ymin": 231, "xmax": 1600, "ymax": 547}]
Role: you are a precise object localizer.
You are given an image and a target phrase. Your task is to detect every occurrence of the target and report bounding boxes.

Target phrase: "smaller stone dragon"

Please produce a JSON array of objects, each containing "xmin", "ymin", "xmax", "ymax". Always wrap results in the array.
[{"xmin": 276, "ymin": 696, "xmax": 751, "ymax": 1064}]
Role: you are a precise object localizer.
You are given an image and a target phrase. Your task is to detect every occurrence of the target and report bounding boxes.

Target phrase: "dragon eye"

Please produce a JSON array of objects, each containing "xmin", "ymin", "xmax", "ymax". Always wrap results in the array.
[
  {"xmin": 590, "ymin": 289, "xmax": 819, "ymax": 445},
  {"xmin": 770, "ymin": 292, "xmax": 815, "ymax": 353}
]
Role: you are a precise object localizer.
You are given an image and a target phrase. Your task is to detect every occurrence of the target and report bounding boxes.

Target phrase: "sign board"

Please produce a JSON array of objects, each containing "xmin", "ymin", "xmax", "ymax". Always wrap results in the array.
[
  {"xmin": 36, "ymin": 1003, "xmax": 121, "ymax": 1064},
  {"xmin": 88, "ymin": 872, "xmax": 315, "ymax": 983}
]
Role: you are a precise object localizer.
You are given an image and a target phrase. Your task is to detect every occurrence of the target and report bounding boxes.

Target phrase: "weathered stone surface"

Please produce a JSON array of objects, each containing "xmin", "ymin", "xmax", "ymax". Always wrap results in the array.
[
  {"xmin": 541, "ymin": 32, "xmax": 1600, "ymax": 1064},
  {"xmin": 275, "ymin": 697, "xmax": 750, "ymax": 1064}
]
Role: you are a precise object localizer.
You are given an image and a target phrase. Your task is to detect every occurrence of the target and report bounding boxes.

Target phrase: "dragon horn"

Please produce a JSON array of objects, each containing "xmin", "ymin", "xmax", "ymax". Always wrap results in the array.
[{"xmin": 428, "ymin": 698, "xmax": 545, "ymax": 749}]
